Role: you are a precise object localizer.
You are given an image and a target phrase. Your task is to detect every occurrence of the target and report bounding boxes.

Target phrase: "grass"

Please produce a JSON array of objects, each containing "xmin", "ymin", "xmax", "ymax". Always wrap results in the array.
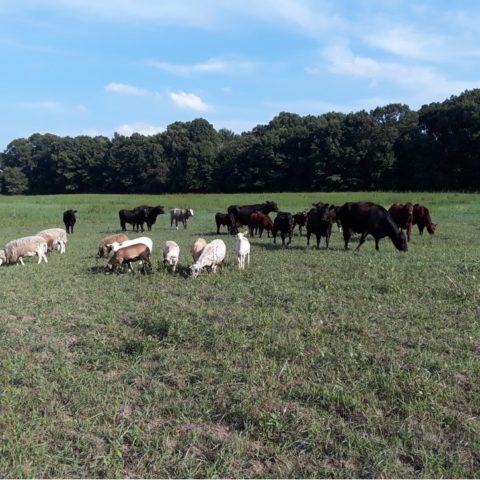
[{"xmin": 0, "ymin": 192, "xmax": 479, "ymax": 478}]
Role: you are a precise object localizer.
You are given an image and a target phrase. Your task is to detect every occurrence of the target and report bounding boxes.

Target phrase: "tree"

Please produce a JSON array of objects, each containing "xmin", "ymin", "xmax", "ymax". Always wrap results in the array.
[{"xmin": 1, "ymin": 167, "xmax": 30, "ymax": 194}]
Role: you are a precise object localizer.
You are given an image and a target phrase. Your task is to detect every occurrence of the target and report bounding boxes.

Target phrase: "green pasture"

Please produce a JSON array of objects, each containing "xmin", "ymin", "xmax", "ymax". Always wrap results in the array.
[{"xmin": 0, "ymin": 192, "xmax": 479, "ymax": 478}]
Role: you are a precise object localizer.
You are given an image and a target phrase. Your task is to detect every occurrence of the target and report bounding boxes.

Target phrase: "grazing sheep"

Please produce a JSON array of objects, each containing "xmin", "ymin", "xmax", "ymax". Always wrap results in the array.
[
  {"xmin": 97, "ymin": 233, "xmax": 129, "ymax": 258},
  {"xmin": 235, "ymin": 232, "xmax": 250, "ymax": 269},
  {"xmin": 190, "ymin": 239, "xmax": 226, "ymax": 278},
  {"xmin": 106, "ymin": 243, "xmax": 151, "ymax": 274},
  {"xmin": 163, "ymin": 241, "xmax": 180, "ymax": 272},
  {"xmin": 191, "ymin": 237, "xmax": 207, "ymax": 262},
  {"xmin": 107, "ymin": 236, "xmax": 153, "ymax": 255},
  {"xmin": 0, "ymin": 235, "xmax": 48, "ymax": 266},
  {"xmin": 37, "ymin": 228, "xmax": 68, "ymax": 254}
]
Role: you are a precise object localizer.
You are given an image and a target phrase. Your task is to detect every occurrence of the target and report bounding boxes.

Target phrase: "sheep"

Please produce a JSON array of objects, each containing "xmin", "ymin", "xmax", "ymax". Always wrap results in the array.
[
  {"xmin": 234, "ymin": 232, "xmax": 250, "ymax": 269},
  {"xmin": 107, "ymin": 236, "xmax": 153, "ymax": 255},
  {"xmin": 190, "ymin": 239, "xmax": 226, "ymax": 278},
  {"xmin": 37, "ymin": 228, "xmax": 68, "ymax": 254},
  {"xmin": 191, "ymin": 237, "xmax": 207, "ymax": 262},
  {"xmin": 106, "ymin": 243, "xmax": 151, "ymax": 274},
  {"xmin": 163, "ymin": 241, "xmax": 180, "ymax": 273},
  {"xmin": 97, "ymin": 233, "xmax": 129, "ymax": 258},
  {"xmin": 0, "ymin": 235, "xmax": 48, "ymax": 266}
]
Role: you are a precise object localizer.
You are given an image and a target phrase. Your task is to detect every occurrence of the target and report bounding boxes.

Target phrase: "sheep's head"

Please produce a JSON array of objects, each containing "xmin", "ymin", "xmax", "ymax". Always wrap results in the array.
[
  {"xmin": 190, "ymin": 264, "xmax": 201, "ymax": 278},
  {"xmin": 0, "ymin": 249, "xmax": 6, "ymax": 266}
]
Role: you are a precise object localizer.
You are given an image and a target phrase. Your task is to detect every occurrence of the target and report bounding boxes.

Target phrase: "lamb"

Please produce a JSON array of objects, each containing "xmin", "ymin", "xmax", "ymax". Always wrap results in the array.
[
  {"xmin": 106, "ymin": 243, "xmax": 151, "ymax": 273},
  {"xmin": 191, "ymin": 237, "xmax": 207, "ymax": 262},
  {"xmin": 107, "ymin": 236, "xmax": 153, "ymax": 255},
  {"xmin": 163, "ymin": 241, "xmax": 180, "ymax": 273},
  {"xmin": 37, "ymin": 228, "xmax": 68, "ymax": 254},
  {"xmin": 0, "ymin": 235, "xmax": 48, "ymax": 266},
  {"xmin": 190, "ymin": 239, "xmax": 226, "ymax": 278},
  {"xmin": 234, "ymin": 232, "xmax": 250, "ymax": 269},
  {"xmin": 97, "ymin": 233, "xmax": 129, "ymax": 258}
]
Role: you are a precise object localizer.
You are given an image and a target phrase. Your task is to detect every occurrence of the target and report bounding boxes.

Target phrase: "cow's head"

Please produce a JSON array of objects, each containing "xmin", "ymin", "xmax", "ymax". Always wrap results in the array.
[
  {"xmin": 267, "ymin": 201, "xmax": 279, "ymax": 212},
  {"xmin": 155, "ymin": 205, "xmax": 165, "ymax": 215},
  {"xmin": 427, "ymin": 223, "xmax": 437, "ymax": 235},
  {"xmin": 394, "ymin": 230, "xmax": 408, "ymax": 252}
]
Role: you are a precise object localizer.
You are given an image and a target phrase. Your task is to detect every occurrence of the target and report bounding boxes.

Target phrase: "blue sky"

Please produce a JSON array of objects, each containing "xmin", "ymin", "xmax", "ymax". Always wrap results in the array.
[{"xmin": 1, "ymin": 0, "xmax": 480, "ymax": 150}]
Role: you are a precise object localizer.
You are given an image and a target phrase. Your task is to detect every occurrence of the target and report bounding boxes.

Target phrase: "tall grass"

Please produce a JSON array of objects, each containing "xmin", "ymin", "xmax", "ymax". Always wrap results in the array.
[{"xmin": 0, "ymin": 192, "xmax": 479, "ymax": 478}]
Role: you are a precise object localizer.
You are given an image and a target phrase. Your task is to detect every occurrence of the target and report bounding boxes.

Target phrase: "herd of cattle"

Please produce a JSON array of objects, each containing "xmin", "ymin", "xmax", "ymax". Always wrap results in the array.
[{"xmin": 0, "ymin": 200, "xmax": 437, "ymax": 276}]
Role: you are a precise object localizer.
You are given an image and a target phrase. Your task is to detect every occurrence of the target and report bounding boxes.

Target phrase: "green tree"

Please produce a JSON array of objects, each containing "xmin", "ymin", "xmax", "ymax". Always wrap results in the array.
[{"xmin": 1, "ymin": 166, "xmax": 30, "ymax": 194}]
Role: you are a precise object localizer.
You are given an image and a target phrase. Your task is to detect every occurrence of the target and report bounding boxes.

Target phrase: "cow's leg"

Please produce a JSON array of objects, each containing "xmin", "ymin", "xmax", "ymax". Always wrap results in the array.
[
  {"xmin": 343, "ymin": 229, "xmax": 351, "ymax": 250},
  {"xmin": 419, "ymin": 224, "xmax": 424, "ymax": 235},
  {"xmin": 287, "ymin": 231, "xmax": 292, "ymax": 246},
  {"xmin": 356, "ymin": 233, "xmax": 367, "ymax": 251},
  {"xmin": 306, "ymin": 230, "xmax": 311, "ymax": 247},
  {"xmin": 374, "ymin": 237, "xmax": 380, "ymax": 251},
  {"xmin": 406, "ymin": 222, "xmax": 412, "ymax": 242},
  {"xmin": 316, "ymin": 233, "xmax": 320, "ymax": 250}
]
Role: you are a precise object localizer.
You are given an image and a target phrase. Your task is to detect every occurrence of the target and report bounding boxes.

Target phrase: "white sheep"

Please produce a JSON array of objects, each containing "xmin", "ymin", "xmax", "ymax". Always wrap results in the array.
[
  {"xmin": 163, "ymin": 240, "xmax": 180, "ymax": 272},
  {"xmin": 191, "ymin": 237, "xmax": 207, "ymax": 262},
  {"xmin": 37, "ymin": 228, "xmax": 68, "ymax": 254},
  {"xmin": 235, "ymin": 232, "xmax": 250, "ymax": 269},
  {"xmin": 190, "ymin": 239, "xmax": 226, "ymax": 278},
  {"xmin": 0, "ymin": 235, "xmax": 48, "ymax": 266},
  {"xmin": 107, "ymin": 236, "xmax": 153, "ymax": 255}
]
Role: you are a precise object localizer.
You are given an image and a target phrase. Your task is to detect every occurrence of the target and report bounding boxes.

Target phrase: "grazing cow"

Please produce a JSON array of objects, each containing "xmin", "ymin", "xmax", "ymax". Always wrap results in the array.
[
  {"xmin": 190, "ymin": 239, "xmax": 226, "ymax": 278},
  {"xmin": 63, "ymin": 209, "xmax": 77, "ymax": 234},
  {"xmin": 163, "ymin": 241, "xmax": 180, "ymax": 273},
  {"xmin": 306, "ymin": 204, "xmax": 335, "ymax": 249},
  {"xmin": 338, "ymin": 202, "xmax": 408, "ymax": 252},
  {"xmin": 119, "ymin": 207, "xmax": 149, "ymax": 232},
  {"xmin": 413, "ymin": 204, "xmax": 437, "ymax": 236},
  {"xmin": 235, "ymin": 232, "xmax": 251, "ymax": 269},
  {"xmin": 248, "ymin": 212, "xmax": 273, "ymax": 238},
  {"xmin": 191, "ymin": 238, "xmax": 207, "ymax": 262},
  {"xmin": 132, "ymin": 205, "xmax": 165, "ymax": 231},
  {"xmin": 227, "ymin": 201, "xmax": 279, "ymax": 234},
  {"xmin": 292, "ymin": 211, "xmax": 308, "ymax": 236},
  {"xmin": 388, "ymin": 202, "xmax": 414, "ymax": 241},
  {"xmin": 106, "ymin": 243, "xmax": 151, "ymax": 274},
  {"xmin": 215, "ymin": 212, "xmax": 234, "ymax": 234},
  {"xmin": 272, "ymin": 212, "xmax": 294, "ymax": 247},
  {"xmin": 171, "ymin": 208, "xmax": 194, "ymax": 229}
]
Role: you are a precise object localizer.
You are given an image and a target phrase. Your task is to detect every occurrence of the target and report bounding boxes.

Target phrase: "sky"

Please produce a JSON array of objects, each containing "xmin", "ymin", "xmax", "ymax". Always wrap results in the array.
[{"xmin": 1, "ymin": 0, "xmax": 480, "ymax": 150}]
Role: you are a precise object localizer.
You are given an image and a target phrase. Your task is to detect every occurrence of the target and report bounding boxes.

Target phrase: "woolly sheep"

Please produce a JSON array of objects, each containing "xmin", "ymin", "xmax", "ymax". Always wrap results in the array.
[
  {"xmin": 97, "ymin": 233, "xmax": 129, "ymax": 258},
  {"xmin": 234, "ymin": 232, "xmax": 250, "ymax": 269},
  {"xmin": 37, "ymin": 228, "xmax": 68, "ymax": 254},
  {"xmin": 190, "ymin": 239, "xmax": 226, "ymax": 278},
  {"xmin": 191, "ymin": 237, "xmax": 207, "ymax": 262},
  {"xmin": 107, "ymin": 236, "xmax": 153, "ymax": 255},
  {"xmin": 163, "ymin": 241, "xmax": 180, "ymax": 273},
  {"xmin": 0, "ymin": 235, "xmax": 48, "ymax": 266}
]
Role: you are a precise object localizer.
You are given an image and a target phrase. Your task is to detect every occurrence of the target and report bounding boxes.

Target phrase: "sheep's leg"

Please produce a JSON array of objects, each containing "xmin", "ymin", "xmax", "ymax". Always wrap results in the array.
[
  {"xmin": 247, "ymin": 252, "xmax": 250, "ymax": 266},
  {"xmin": 19, "ymin": 257, "xmax": 25, "ymax": 266}
]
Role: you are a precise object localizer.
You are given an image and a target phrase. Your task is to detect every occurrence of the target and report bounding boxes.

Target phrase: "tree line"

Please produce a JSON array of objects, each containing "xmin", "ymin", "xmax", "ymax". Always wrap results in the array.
[{"xmin": 1, "ymin": 89, "xmax": 480, "ymax": 195}]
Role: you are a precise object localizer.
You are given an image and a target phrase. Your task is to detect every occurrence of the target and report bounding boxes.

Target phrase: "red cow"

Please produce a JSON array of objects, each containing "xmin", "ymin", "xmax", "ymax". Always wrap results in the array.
[
  {"xmin": 413, "ymin": 204, "xmax": 437, "ymax": 236},
  {"xmin": 248, "ymin": 212, "xmax": 273, "ymax": 238},
  {"xmin": 292, "ymin": 211, "xmax": 308, "ymax": 236},
  {"xmin": 388, "ymin": 202, "xmax": 414, "ymax": 241}
]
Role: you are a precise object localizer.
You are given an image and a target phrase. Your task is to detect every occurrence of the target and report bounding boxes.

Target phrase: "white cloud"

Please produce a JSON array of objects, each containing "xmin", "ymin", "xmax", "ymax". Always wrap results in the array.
[
  {"xmin": 147, "ymin": 57, "xmax": 254, "ymax": 75},
  {"xmin": 104, "ymin": 82, "xmax": 150, "ymax": 96},
  {"xmin": 169, "ymin": 91, "xmax": 212, "ymax": 112},
  {"xmin": 116, "ymin": 123, "xmax": 165, "ymax": 136}
]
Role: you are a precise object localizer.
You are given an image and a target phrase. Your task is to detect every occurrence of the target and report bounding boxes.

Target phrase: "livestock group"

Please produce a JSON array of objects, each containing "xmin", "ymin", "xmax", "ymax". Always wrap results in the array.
[{"xmin": 0, "ymin": 200, "xmax": 437, "ymax": 276}]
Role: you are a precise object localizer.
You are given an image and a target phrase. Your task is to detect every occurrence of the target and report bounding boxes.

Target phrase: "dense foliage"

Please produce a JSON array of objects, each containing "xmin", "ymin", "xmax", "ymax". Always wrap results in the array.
[{"xmin": 1, "ymin": 89, "xmax": 480, "ymax": 194}]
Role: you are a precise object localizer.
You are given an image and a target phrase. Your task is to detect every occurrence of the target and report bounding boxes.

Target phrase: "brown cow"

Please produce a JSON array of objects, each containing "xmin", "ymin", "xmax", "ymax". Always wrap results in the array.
[
  {"xmin": 388, "ymin": 202, "xmax": 414, "ymax": 241},
  {"xmin": 413, "ymin": 204, "xmax": 437, "ymax": 236},
  {"xmin": 248, "ymin": 212, "xmax": 273, "ymax": 238},
  {"xmin": 292, "ymin": 211, "xmax": 308, "ymax": 236}
]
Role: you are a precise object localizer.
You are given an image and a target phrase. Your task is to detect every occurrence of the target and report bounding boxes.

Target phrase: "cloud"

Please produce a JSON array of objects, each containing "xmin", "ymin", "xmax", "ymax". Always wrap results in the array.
[
  {"xmin": 19, "ymin": 100, "xmax": 63, "ymax": 112},
  {"xmin": 169, "ymin": 91, "xmax": 212, "ymax": 112},
  {"xmin": 116, "ymin": 123, "xmax": 165, "ymax": 136},
  {"xmin": 147, "ymin": 57, "xmax": 254, "ymax": 75},
  {"xmin": 104, "ymin": 82, "xmax": 150, "ymax": 96}
]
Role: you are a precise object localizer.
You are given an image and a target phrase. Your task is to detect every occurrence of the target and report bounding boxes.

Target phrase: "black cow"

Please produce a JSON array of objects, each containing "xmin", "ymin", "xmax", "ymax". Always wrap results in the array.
[
  {"xmin": 306, "ymin": 204, "xmax": 335, "ymax": 249},
  {"xmin": 132, "ymin": 205, "xmax": 165, "ymax": 231},
  {"xmin": 312, "ymin": 202, "xmax": 342, "ymax": 231},
  {"xmin": 119, "ymin": 207, "xmax": 149, "ymax": 232},
  {"xmin": 272, "ymin": 211, "xmax": 294, "ymax": 246},
  {"xmin": 215, "ymin": 212, "xmax": 236, "ymax": 234},
  {"xmin": 338, "ymin": 202, "xmax": 408, "ymax": 252},
  {"xmin": 227, "ymin": 201, "xmax": 279, "ymax": 234},
  {"xmin": 63, "ymin": 209, "xmax": 77, "ymax": 234}
]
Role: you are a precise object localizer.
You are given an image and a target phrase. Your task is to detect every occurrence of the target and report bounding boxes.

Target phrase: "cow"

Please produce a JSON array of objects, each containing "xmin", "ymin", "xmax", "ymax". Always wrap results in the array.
[
  {"xmin": 215, "ymin": 212, "xmax": 234, "ymax": 234},
  {"xmin": 292, "ymin": 211, "xmax": 308, "ymax": 236},
  {"xmin": 227, "ymin": 201, "xmax": 279, "ymax": 234},
  {"xmin": 413, "ymin": 204, "xmax": 437, "ymax": 236},
  {"xmin": 338, "ymin": 202, "xmax": 408, "ymax": 252},
  {"xmin": 312, "ymin": 202, "xmax": 342, "ymax": 231},
  {"xmin": 63, "ymin": 209, "xmax": 77, "ymax": 234},
  {"xmin": 132, "ymin": 205, "xmax": 165, "ymax": 231},
  {"xmin": 171, "ymin": 208, "xmax": 194, "ymax": 229},
  {"xmin": 248, "ymin": 212, "xmax": 273, "ymax": 238},
  {"xmin": 388, "ymin": 202, "xmax": 414, "ymax": 241},
  {"xmin": 119, "ymin": 207, "xmax": 149, "ymax": 232},
  {"xmin": 272, "ymin": 212, "xmax": 294, "ymax": 247},
  {"xmin": 306, "ymin": 204, "xmax": 335, "ymax": 249}
]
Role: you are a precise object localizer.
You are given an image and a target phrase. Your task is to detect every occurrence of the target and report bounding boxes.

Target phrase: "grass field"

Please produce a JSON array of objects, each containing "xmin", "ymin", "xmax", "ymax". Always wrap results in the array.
[{"xmin": 0, "ymin": 192, "xmax": 479, "ymax": 478}]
